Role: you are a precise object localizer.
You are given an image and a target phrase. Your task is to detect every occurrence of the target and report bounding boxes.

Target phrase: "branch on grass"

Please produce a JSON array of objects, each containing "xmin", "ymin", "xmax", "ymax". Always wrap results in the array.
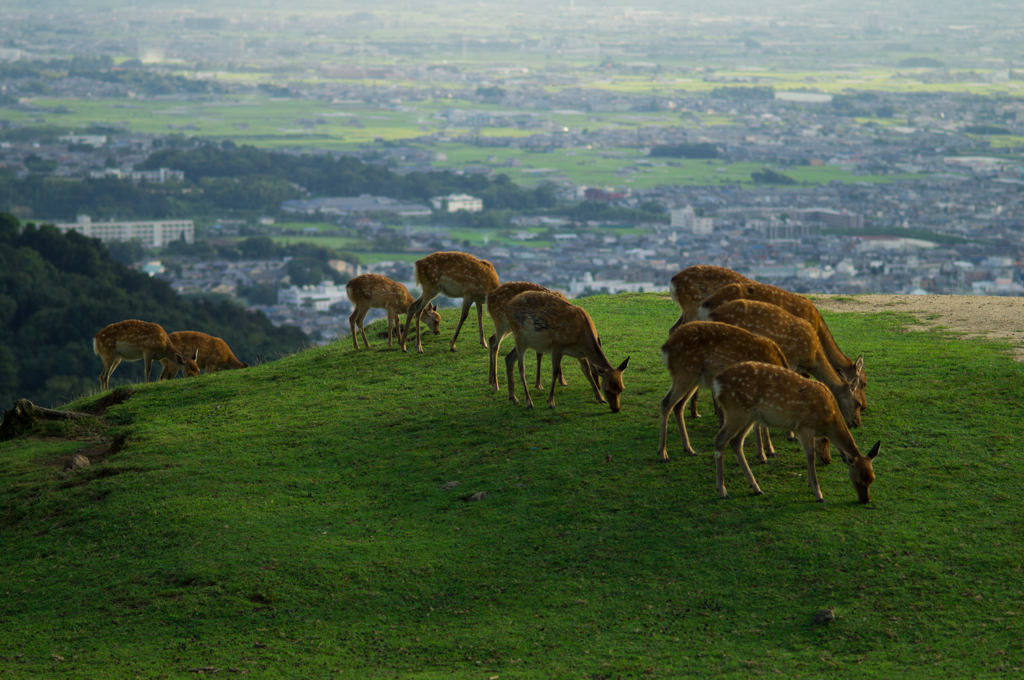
[{"xmin": 0, "ymin": 398, "xmax": 96, "ymax": 441}]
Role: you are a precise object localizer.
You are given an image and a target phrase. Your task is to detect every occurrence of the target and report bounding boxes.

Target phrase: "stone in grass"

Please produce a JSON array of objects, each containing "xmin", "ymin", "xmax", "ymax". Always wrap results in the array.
[
  {"xmin": 464, "ymin": 492, "xmax": 486, "ymax": 502},
  {"xmin": 64, "ymin": 454, "xmax": 90, "ymax": 471},
  {"xmin": 812, "ymin": 608, "xmax": 836, "ymax": 625},
  {"xmin": 441, "ymin": 481, "xmax": 460, "ymax": 491}
]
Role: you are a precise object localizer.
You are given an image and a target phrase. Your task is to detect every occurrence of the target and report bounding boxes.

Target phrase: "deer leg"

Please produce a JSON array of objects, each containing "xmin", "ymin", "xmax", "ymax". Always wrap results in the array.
[
  {"xmin": 358, "ymin": 310, "xmax": 371, "ymax": 349},
  {"xmin": 688, "ymin": 388, "xmax": 701, "ymax": 418},
  {"xmin": 517, "ymin": 341, "xmax": 534, "ymax": 409},
  {"xmin": 787, "ymin": 431, "xmax": 798, "ymax": 442},
  {"xmin": 488, "ymin": 333, "xmax": 501, "ymax": 390},
  {"xmin": 731, "ymin": 424, "xmax": 763, "ymax": 496},
  {"xmin": 401, "ymin": 296, "xmax": 427, "ymax": 353},
  {"xmin": 801, "ymin": 430, "xmax": 825, "ymax": 502},
  {"xmin": 100, "ymin": 356, "xmax": 120, "ymax": 391},
  {"xmin": 475, "ymin": 299, "xmax": 488, "ymax": 349},
  {"xmin": 658, "ymin": 382, "xmax": 698, "ymax": 461},
  {"xmin": 385, "ymin": 311, "xmax": 396, "ymax": 348},
  {"xmin": 715, "ymin": 418, "xmax": 759, "ymax": 499},
  {"xmin": 415, "ymin": 307, "xmax": 426, "ymax": 353},
  {"xmin": 349, "ymin": 308, "xmax": 361, "ymax": 350},
  {"xmin": 754, "ymin": 426, "xmax": 777, "ymax": 463},
  {"xmin": 505, "ymin": 346, "xmax": 520, "ymax": 405},
  {"xmin": 534, "ymin": 352, "xmax": 544, "ymax": 390},
  {"xmin": 547, "ymin": 352, "xmax": 563, "ymax": 409},
  {"xmin": 449, "ymin": 298, "xmax": 474, "ymax": 352},
  {"xmin": 578, "ymin": 358, "xmax": 605, "ymax": 404}
]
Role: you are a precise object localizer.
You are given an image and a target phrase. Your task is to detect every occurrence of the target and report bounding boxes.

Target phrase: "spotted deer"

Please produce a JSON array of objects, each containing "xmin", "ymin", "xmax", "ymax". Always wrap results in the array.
[
  {"xmin": 505, "ymin": 291, "xmax": 629, "ymax": 412},
  {"xmin": 486, "ymin": 281, "xmax": 575, "ymax": 392},
  {"xmin": 94, "ymin": 320, "xmax": 200, "ymax": 391},
  {"xmin": 706, "ymin": 299, "xmax": 865, "ymax": 430},
  {"xmin": 667, "ymin": 265, "xmax": 753, "ymax": 419},
  {"xmin": 158, "ymin": 331, "xmax": 250, "ymax": 379},
  {"xmin": 401, "ymin": 251, "xmax": 500, "ymax": 354},
  {"xmin": 346, "ymin": 273, "xmax": 441, "ymax": 350},
  {"xmin": 668, "ymin": 265, "xmax": 753, "ymax": 335},
  {"xmin": 657, "ymin": 322, "xmax": 790, "ymax": 462},
  {"xmin": 699, "ymin": 281, "xmax": 868, "ymax": 408},
  {"xmin": 712, "ymin": 362, "xmax": 880, "ymax": 503}
]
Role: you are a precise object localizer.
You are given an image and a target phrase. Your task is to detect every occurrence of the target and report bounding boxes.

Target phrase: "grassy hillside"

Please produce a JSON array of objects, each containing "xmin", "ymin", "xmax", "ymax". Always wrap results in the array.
[{"xmin": 2, "ymin": 294, "xmax": 1023, "ymax": 678}]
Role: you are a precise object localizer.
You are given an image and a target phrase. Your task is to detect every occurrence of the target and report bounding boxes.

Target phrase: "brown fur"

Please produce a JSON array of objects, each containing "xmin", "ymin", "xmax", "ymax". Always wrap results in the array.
[
  {"xmin": 667, "ymin": 265, "xmax": 751, "ymax": 418},
  {"xmin": 505, "ymin": 291, "xmax": 629, "ymax": 412},
  {"xmin": 485, "ymin": 281, "xmax": 570, "ymax": 391},
  {"xmin": 699, "ymin": 281, "xmax": 868, "ymax": 408},
  {"xmin": 712, "ymin": 362, "xmax": 880, "ymax": 503},
  {"xmin": 668, "ymin": 265, "xmax": 753, "ymax": 334},
  {"xmin": 346, "ymin": 273, "xmax": 441, "ymax": 350},
  {"xmin": 707, "ymin": 299, "xmax": 865, "ymax": 428},
  {"xmin": 93, "ymin": 319, "xmax": 199, "ymax": 390},
  {"xmin": 400, "ymin": 251, "xmax": 500, "ymax": 354},
  {"xmin": 158, "ymin": 331, "xmax": 250, "ymax": 379},
  {"xmin": 657, "ymin": 322, "xmax": 789, "ymax": 462}
]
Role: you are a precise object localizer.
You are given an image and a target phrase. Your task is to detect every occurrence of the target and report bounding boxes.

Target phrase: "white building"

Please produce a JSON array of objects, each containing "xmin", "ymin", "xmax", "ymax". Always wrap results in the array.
[
  {"xmin": 431, "ymin": 194, "xmax": 484, "ymax": 213},
  {"xmin": 568, "ymin": 273, "xmax": 669, "ymax": 297},
  {"xmin": 277, "ymin": 281, "xmax": 348, "ymax": 311},
  {"xmin": 54, "ymin": 215, "xmax": 194, "ymax": 247},
  {"xmin": 670, "ymin": 205, "xmax": 713, "ymax": 235},
  {"xmin": 59, "ymin": 134, "xmax": 108, "ymax": 147},
  {"xmin": 88, "ymin": 167, "xmax": 185, "ymax": 184}
]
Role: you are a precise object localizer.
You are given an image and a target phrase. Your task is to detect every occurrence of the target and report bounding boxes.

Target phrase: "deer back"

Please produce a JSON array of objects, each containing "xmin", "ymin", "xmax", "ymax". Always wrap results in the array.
[
  {"xmin": 661, "ymin": 322, "xmax": 789, "ymax": 388},
  {"xmin": 712, "ymin": 362, "xmax": 851, "ymax": 442},
  {"xmin": 414, "ymin": 251, "xmax": 500, "ymax": 299},
  {"xmin": 167, "ymin": 331, "xmax": 248, "ymax": 372},
  {"xmin": 346, "ymin": 273, "xmax": 416, "ymax": 312},
  {"xmin": 707, "ymin": 300, "xmax": 864, "ymax": 426},
  {"xmin": 487, "ymin": 282, "xmax": 559, "ymax": 333},
  {"xmin": 706, "ymin": 299, "xmax": 824, "ymax": 370},
  {"xmin": 670, "ymin": 265, "xmax": 752, "ymax": 323},
  {"xmin": 507, "ymin": 291, "xmax": 600, "ymax": 356}
]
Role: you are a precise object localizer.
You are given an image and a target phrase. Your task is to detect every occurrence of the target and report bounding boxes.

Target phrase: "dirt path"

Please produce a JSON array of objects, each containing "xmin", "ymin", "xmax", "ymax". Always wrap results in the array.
[{"xmin": 812, "ymin": 294, "xmax": 1024, "ymax": 361}]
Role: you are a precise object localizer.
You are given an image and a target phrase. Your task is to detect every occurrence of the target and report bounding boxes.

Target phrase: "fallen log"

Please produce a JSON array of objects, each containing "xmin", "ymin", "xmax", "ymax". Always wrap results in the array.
[{"xmin": 0, "ymin": 399, "xmax": 95, "ymax": 441}]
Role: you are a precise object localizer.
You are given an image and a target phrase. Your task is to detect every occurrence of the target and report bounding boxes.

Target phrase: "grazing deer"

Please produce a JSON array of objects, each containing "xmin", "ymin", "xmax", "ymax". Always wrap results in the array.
[
  {"xmin": 486, "ymin": 281, "xmax": 574, "ymax": 392},
  {"xmin": 668, "ymin": 265, "xmax": 753, "ymax": 335},
  {"xmin": 93, "ymin": 320, "xmax": 200, "ymax": 391},
  {"xmin": 401, "ymin": 251, "xmax": 500, "ymax": 354},
  {"xmin": 712, "ymin": 362, "xmax": 880, "ymax": 503},
  {"xmin": 706, "ymin": 299, "xmax": 865, "ymax": 430},
  {"xmin": 158, "ymin": 331, "xmax": 250, "ymax": 379},
  {"xmin": 699, "ymin": 281, "xmax": 868, "ymax": 408},
  {"xmin": 505, "ymin": 291, "xmax": 629, "ymax": 412},
  {"xmin": 657, "ymin": 322, "xmax": 789, "ymax": 462},
  {"xmin": 668, "ymin": 265, "xmax": 752, "ymax": 419},
  {"xmin": 346, "ymin": 273, "xmax": 441, "ymax": 350}
]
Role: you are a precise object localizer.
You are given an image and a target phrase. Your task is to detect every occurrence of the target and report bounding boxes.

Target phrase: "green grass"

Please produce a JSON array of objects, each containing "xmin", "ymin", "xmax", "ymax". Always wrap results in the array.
[{"xmin": 2, "ymin": 295, "xmax": 1024, "ymax": 677}]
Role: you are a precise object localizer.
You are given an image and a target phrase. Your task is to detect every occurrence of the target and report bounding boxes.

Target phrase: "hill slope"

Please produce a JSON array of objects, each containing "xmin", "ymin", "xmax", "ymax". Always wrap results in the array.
[
  {"xmin": 2, "ymin": 294, "xmax": 1023, "ymax": 678},
  {"xmin": 0, "ymin": 215, "xmax": 308, "ymax": 408}
]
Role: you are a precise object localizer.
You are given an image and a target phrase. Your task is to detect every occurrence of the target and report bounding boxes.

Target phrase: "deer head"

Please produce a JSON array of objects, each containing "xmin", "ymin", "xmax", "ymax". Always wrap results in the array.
[
  {"xmin": 592, "ymin": 356, "xmax": 630, "ymax": 413},
  {"xmin": 421, "ymin": 303, "xmax": 441, "ymax": 335},
  {"xmin": 842, "ymin": 440, "xmax": 880, "ymax": 503}
]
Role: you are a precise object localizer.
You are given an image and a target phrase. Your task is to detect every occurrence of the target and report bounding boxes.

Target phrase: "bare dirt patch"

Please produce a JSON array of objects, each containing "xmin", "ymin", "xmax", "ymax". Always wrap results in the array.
[{"xmin": 813, "ymin": 294, "xmax": 1024, "ymax": 361}]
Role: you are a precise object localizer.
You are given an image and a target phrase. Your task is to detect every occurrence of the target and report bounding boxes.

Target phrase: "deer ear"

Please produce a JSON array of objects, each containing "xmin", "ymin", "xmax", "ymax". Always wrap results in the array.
[
  {"xmin": 191, "ymin": 349, "xmax": 199, "ymax": 361},
  {"xmin": 855, "ymin": 355, "xmax": 864, "ymax": 372},
  {"xmin": 867, "ymin": 440, "xmax": 881, "ymax": 460},
  {"xmin": 617, "ymin": 356, "xmax": 630, "ymax": 372}
]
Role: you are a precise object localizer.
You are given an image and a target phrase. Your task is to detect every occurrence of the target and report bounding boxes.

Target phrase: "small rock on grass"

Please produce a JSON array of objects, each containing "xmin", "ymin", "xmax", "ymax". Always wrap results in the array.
[
  {"xmin": 812, "ymin": 608, "xmax": 836, "ymax": 625},
  {"xmin": 64, "ymin": 454, "xmax": 90, "ymax": 471},
  {"xmin": 441, "ymin": 481, "xmax": 460, "ymax": 491},
  {"xmin": 465, "ymin": 492, "xmax": 486, "ymax": 502}
]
